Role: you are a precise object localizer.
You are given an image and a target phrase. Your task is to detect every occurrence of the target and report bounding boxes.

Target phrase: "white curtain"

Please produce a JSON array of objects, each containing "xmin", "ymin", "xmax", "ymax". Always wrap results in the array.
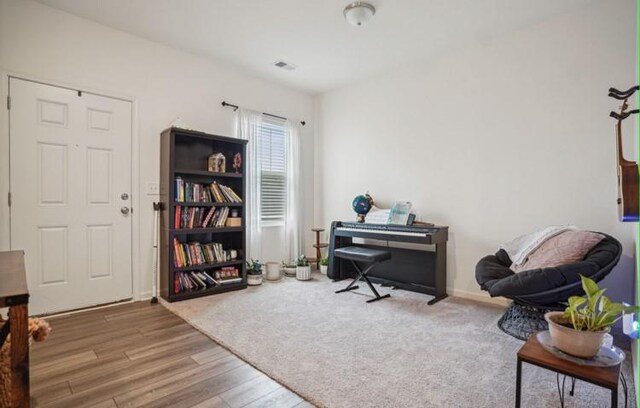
[
  {"xmin": 284, "ymin": 120, "xmax": 302, "ymax": 261},
  {"xmin": 235, "ymin": 108, "xmax": 263, "ymax": 261}
]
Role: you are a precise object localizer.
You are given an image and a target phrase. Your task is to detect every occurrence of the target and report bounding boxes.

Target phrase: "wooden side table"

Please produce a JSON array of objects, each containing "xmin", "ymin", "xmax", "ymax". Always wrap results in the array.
[
  {"xmin": 309, "ymin": 228, "xmax": 328, "ymax": 269},
  {"xmin": 516, "ymin": 333, "xmax": 625, "ymax": 407},
  {"xmin": 0, "ymin": 250, "xmax": 31, "ymax": 408}
]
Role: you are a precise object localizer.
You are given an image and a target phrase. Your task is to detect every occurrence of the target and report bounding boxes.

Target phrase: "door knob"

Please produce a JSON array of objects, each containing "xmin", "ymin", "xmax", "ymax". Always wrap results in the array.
[
  {"xmin": 121, "ymin": 193, "xmax": 129, "ymax": 200},
  {"xmin": 121, "ymin": 206, "xmax": 130, "ymax": 215}
]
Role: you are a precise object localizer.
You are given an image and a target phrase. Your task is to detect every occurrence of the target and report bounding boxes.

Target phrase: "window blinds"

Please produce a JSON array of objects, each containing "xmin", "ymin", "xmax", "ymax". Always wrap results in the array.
[{"xmin": 259, "ymin": 116, "xmax": 287, "ymax": 224}]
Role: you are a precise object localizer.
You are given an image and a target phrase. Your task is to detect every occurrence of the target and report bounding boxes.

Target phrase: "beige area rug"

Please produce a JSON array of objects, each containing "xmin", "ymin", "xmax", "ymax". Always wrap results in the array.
[{"xmin": 163, "ymin": 273, "xmax": 636, "ymax": 408}]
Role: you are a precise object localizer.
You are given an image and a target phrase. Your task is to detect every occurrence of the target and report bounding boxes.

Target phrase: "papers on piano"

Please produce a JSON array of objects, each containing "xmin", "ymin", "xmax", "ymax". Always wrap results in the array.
[
  {"xmin": 364, "ymin": 206, "xmax": 390, "ymax": 224},
  {"xmin": 365, "ymin": 201, "xmax": 413, "ymax": 225},
  {"xmin": 388, "ymin": 201, "xmax": 412, "ymax": 225}
]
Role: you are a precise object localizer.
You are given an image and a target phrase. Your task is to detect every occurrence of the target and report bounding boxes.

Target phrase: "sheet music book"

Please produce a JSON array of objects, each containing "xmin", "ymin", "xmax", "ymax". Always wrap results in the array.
[
  {"xmin": 388, "ymin": 201, "xmax": 412, "ymax": 225},
  {"xmin": 364, "ymin": 206, "xmax": 391, "ymax": 224},
  {"xmin": 365, "ymin": 202, "xmax": 413, "ymax": 225}
]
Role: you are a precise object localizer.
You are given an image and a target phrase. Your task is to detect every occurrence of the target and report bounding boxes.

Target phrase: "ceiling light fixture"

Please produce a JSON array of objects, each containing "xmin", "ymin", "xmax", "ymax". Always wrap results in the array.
[{"xmin": 343, "ymin": 2, "xmax": 376, "ymax": 27}]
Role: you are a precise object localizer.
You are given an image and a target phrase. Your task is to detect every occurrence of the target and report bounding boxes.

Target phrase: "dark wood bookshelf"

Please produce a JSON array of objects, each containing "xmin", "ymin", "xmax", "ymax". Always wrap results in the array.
[
  {"xmin": 160, "ymin": 127, "xmax": 248, "ymax": 302},
  {"xmin": 174, "ymin": 202, "xmax": 243, "ymax": 207},
  {"xmin": 169, "ymin": 281, "xmax": 246, "ymax": 302},
  {"xmin": 172, "ymin": 227, "xmax": 244, "ymax": 235},
  {"xmin": 174, "ymin": 169, "xmax": 243, "ymax": 178},
  {"xmin": 173, "ymin": 260, "xmax": 244, "ymax": 272}
]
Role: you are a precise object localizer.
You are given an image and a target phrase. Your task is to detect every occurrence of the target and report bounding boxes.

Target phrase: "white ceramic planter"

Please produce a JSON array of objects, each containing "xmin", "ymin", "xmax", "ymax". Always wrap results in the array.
[
  {"xmin": 265, "ymin": 262, "xmax": 281, "ymax": 281},
  {"xmin": 284, "ymin": 266, "xmax": 297, "ymax": 277},
  {"xmin": 247, "ymin": 273, "xmax": 263, "ymax": 286},
  {"xmin": 320, "ymin": 265, "xmax": 328, "ymax": 275},
  {"xmin": 296, "ymin": 266, "xmax": 312, "ymax": 281},
  {"xmin": 545, "ymin": 311, "xmax": 609, "ymax": 358}
]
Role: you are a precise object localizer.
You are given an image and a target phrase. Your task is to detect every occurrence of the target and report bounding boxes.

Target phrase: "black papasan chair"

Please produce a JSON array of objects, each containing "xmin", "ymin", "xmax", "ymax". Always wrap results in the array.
[{"xmin": 475, "ymin": 233, "xmax": 622, "ymax": 340}]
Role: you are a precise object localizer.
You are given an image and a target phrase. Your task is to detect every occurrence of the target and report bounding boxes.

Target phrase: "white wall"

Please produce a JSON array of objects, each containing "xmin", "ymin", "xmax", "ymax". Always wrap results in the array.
[
  {"xmin": 0, "ymin": 0, "xmax": 315, "ymax": 299},
  {"xmin": 314, "ymin": 0, "xmax": 637, "ymax": 302}
]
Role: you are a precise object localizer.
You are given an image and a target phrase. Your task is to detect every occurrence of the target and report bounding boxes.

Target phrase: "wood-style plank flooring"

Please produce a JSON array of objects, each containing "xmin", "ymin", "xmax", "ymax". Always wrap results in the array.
[{"xmin": 31, "ymin": 301, "xmax": 313, "ymax": 408}]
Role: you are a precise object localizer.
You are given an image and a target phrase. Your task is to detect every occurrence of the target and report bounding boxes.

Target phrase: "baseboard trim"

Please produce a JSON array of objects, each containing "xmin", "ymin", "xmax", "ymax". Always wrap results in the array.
[
  {"xmin": 449, "ymin": 288, "xmax": 510, "ymax": 307},
  {"xmin": 139, "ymin": 290, "xmax": 153, "ymax": 301}
]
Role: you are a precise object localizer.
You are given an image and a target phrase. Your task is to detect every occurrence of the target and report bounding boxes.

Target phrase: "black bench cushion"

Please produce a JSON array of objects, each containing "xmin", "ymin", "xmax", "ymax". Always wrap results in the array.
[{"xmin": 334, "ymin": 246, "xmax": 391, "ymax": 263}]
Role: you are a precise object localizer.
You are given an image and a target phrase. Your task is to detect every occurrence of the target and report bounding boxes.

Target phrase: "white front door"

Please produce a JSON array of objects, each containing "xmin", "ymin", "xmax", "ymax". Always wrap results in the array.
[{"xmin": 9, "ymin": 78, "xmax": 133, "ymax": 315}]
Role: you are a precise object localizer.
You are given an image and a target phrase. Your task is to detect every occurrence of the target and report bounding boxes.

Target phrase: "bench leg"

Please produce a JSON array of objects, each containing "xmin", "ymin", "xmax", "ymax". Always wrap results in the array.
[
  {"xmin": 362, "ymin": 274, "xmax": 390, "ymax": 302},
  {"xmin": 335, "ymin": 260, "xmax": 390, "ymax": 303},
  {"xmin": 335, "ymin": 282, "xmax": 360, "ymax": 293}
]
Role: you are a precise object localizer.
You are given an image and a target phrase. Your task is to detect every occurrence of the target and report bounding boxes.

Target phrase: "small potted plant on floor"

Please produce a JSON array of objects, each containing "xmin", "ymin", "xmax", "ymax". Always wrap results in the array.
[
  {"xmin": 246, "ymin": 259, "xmax": 263, "ymax": 286},
  {"xmin": 282, "ymin": 260, "xmax": 297, "ymax": 277},
  {"xmin": 295, "ymin": 255, "xmax": 311, "ymax": 281},
  {"xmin": 545, "ymin": 275, "xmax": 639, "ymax": 358},
  {"xmin": 319, "ymin": 256, "xmax": 329, "ymax": 275}
]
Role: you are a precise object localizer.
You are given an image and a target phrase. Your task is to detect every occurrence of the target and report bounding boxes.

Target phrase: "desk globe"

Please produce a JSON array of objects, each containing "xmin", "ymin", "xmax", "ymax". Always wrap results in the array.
[{"xmin": 352, "ymin": 193, "xmax": 374, "ymax": 222}]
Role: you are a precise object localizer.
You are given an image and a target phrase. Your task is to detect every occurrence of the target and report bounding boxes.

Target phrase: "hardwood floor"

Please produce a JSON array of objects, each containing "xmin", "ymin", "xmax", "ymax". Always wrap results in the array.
[{"xmin": 31, "ymin": 301, "xmax": 313, "ymax": 408}]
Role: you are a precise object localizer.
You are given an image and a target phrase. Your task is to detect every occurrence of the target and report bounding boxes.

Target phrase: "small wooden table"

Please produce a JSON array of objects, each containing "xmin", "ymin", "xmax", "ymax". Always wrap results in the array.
[
  {"xmin": 516, "ymin": 334, "xmax": 623, "ymax": 407},
  {"xmin": 0, "ymin": 250, "xmax": 30, "ymax": 408}
]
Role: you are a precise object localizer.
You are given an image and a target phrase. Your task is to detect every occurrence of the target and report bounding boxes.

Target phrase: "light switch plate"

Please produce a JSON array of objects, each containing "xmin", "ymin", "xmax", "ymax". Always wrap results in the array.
[{"xmin": 146, "ymin": 182, "xmax": 160, "ymax": 195}]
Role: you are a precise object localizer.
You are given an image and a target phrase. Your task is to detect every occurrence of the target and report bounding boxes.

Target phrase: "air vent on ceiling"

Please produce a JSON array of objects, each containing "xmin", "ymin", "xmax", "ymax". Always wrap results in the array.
[{"xmin": 274, "ymin": 60, "xmax": 297, "ymax": 71}]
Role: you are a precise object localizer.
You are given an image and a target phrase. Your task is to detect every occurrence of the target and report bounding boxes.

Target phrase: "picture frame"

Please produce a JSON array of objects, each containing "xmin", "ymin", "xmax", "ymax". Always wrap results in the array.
[{"xmin": 207, "ymin": 153, "xmax": 226, "ymax": 173}]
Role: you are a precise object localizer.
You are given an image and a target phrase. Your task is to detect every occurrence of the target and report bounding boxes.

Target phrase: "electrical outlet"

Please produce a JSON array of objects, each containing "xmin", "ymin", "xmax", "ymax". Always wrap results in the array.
[{"xmin": 146, "ymin": 182, "xmax": 160, "ymax": 195}]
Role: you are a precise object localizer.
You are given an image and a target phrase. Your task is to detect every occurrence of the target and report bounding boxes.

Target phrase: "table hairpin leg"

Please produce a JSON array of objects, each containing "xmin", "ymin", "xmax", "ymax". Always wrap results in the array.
[
  {"xmin": 620, "ymin": 372, "xmax": 628, "ymax": 408},
  {"xmin": 555, "ymin": 372, "xmax": 628, "ymax": 408},
  {"xmin": 556, "ymin": 373, "xmax": 567, "ymax": 408},
  {"xmin": 569, "ymin": 377, "xmax": 576, "ymax": 396}
]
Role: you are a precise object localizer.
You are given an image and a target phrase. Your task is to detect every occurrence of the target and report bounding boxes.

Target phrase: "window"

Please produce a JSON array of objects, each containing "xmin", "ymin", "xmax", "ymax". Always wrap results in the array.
[{"xmin": 259, "ymin": 116, "xmax": 286, "ymax": 225}]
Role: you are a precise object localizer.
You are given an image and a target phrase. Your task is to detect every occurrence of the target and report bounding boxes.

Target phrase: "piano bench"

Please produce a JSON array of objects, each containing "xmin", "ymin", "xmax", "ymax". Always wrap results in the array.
[{"xmin": 334, "ymin": 246, "xmax": 391, "ymax": 303}]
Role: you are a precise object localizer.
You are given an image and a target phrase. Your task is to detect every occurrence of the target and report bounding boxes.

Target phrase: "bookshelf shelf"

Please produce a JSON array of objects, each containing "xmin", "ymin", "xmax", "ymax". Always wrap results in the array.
[
  {"xmin": 169, "ymin": 281, "xmax": 247, "ymax": 302},
  {"xmin": 173, "ymin": 202, "xmax": 243, "ymax": 207},
  {"xmin": 175, "ymin": 169, "xmax": 243, "ymax": 178},
  {"xmin": 173, "ymin": 260, "xmax": 244, "ymax": 272},
  {"xmin": 172, "ymin": 227, "xmax": 244, "ymax": 235},
  {"xmin": 160, "ymin": 127, "xmax": 248, "ymax": 302}
]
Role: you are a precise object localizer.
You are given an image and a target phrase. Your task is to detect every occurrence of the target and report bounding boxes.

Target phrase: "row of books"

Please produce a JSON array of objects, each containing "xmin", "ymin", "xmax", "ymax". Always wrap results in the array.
[
  {"xmin": 173, "ymin": 238, "xmax": 234, "ymax": 268},
  {"xmin": 174, "ymin": 268, "xmax": 242, "ymax": 294},
  {"xmin": 175, "ymin": 178, "xmax": 242, "ymax": 203},
  {"xmin": 175, "ymin": 206, "xmax": 234, "ymax": 229}
]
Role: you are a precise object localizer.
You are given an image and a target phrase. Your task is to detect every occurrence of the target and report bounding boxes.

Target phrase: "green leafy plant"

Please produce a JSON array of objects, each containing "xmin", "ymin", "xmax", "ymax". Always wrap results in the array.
[
  {"xmin": 319, "ymin": 256, "xmax": 329, "ymax": 266},
  {"xmin": 296, "ymin": 255, "xmax": 309, "ymax": 267},
  {"xmin": 246, "ymin": 259, "xmax": 262, "ymax": 275},
  {"xmin": 562, "ymin": 275, "xmax": 640, "ymax": 332}
]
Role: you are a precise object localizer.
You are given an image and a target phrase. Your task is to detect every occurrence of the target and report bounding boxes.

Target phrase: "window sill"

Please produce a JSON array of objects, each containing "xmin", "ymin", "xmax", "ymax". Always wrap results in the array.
[{"xmin": 261, "ymin": 222, "xmax": 285, "ymax": 229}]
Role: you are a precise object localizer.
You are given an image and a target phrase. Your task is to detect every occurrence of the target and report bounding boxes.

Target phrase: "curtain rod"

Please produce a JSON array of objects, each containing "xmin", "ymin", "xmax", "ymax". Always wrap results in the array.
[{"xmin": 221, "ymin": 101, "xmax": 306, "ymax": 126}]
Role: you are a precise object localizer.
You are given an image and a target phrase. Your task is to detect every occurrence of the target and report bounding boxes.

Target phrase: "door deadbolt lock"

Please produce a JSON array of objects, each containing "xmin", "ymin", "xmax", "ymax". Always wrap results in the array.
[
  {"xmin": 121, "ymin": 193, "xmax": 129, "ymax": 200},
  {"xmin": 121, "ymin": 206, "xmax": 130, "ymax": 215}
]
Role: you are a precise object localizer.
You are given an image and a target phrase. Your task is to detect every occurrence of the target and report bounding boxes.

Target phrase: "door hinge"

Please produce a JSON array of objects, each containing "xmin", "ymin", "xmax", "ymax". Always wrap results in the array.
[
  {"xmin": 6, "ymin": 96, "xmax": 10, "ymax": 110},
  {"xmin": 7, "ymin": 192, "xmax": 11, "ymax": 207}
]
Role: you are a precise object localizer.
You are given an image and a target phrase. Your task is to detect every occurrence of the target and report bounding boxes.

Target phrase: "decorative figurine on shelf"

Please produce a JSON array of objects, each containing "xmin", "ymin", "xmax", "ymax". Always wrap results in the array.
[
  {"xmin": 232, "ymin": 152, "xmax": 242, "ymax": 174},
  {"xmin": 208, "ymin": 153, "xmax": 226, "ymax": 173},
  {"xmin": 352, "ymin": 193, "xmax": 374, "ymax": 223}
]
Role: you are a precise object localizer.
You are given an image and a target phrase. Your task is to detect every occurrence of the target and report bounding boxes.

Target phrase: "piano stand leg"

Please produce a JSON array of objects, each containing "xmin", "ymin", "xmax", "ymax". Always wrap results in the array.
[{"xmin": 427, "ymin": 294, "xmax": 448, "ymax": 305}]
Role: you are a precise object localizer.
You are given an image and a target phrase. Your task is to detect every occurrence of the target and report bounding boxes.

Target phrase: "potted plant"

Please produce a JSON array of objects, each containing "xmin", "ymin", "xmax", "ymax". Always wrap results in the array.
[
  {"xmin": 265, "ymin": 261, "xmax": 281, "ymax": 281},
  {"xmin": 295, "ymin": 255, "xmax": 311, "ymax": 281},
  {"xmin": 319, "ymin": 256, "xmax": 329, "ymax": 275},
  {"xmin": 282, "ymin": 260, "xmax": 297, "ymax": 277},
  {"xmin": 246, "ymin": 259, "xmax": 263, "ymax": 286},
  {"xmin": 544, "ymin": 275, "xmax": 639, "ymax": 358}
]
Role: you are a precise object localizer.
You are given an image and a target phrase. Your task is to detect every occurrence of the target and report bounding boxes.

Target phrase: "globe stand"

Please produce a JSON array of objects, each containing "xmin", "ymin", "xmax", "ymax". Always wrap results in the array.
[{"xmin": 356, "ymin": 214, "xmax": 366, "ymax": 223}]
